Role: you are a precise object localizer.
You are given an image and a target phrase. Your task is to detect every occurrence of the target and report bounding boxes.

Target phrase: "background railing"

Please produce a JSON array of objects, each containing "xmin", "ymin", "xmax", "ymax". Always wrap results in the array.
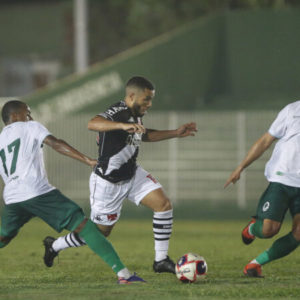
[{"xmin": 0, "ymin": 110, "xmax": 277, "ymax": 217}]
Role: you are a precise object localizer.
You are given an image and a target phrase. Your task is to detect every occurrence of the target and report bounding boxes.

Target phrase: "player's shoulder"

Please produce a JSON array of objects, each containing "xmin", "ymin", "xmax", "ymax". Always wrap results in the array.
[
  {"xmin": 285, "ymin": 100, "xmax": 300, "ymax": 109},
  {"xmin": 277, "ymin": 100, "xmax": 300, "ymax": 117},
  {"xmin": 23, "ymin": 120, "xmax": 47, "ymax": 130},
  {"xmin": 2, "ymin": 121, "xmax": 36, "ymax": 131},
  {"xmin": 18, "ymin": 121, "xmax": 50, "ymax": 137},
  {"xmin": 279, "ymin": 100, "xmax": 300, "ymax": 110},
  {"xmin": 0, "ymin": 121, "xmax": 39, "ymax": 141},
  {"xmin": 102, "ymin": 101, "xmax": 130, "ymax": 119}
]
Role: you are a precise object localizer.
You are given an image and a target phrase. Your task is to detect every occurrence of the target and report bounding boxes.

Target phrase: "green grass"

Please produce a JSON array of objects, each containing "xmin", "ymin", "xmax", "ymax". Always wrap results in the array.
[{"xmin": 1, "ymin": 219, "xmax": 300, "ymax": 300}]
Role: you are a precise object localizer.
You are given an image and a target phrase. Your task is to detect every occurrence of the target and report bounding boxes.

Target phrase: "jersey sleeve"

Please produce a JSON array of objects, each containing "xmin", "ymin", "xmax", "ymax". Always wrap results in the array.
[
  {"xmin": 100, "ymin": 109, "xmax": 129, "ymax": 122},
  {"xmin": 28, "ymin": 121, "xmax": 51, "ymax": 146},
  {"xmin": 99, "ymin": 112, "xmax": 113, "ymax": 121},
  {"xmin": 268, "ymin": 105, "xmax": 289, "ymax": 138}
]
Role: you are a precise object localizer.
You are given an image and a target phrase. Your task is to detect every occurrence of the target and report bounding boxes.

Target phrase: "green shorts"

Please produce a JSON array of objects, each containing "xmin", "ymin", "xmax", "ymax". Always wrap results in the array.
[
  {"xmin": 1, "ymin": 189, "xmax": 85, "ymax": 238},
  {"xmin": 256, "ymin": 182, "xmax": 300, "ymax": 222}
]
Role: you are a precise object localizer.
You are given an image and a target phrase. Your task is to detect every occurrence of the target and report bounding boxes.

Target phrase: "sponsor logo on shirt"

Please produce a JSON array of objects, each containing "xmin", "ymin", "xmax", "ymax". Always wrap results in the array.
[{"xmin": 126, "ymin": 133, "xmax": 142, "ymax": 146}]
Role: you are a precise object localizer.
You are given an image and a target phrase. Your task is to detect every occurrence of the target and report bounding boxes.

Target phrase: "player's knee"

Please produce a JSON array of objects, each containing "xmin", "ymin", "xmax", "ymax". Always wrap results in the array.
[
  {"xmin": 262, "ymin": 223, "xmax": 280, "ymax": 238},
  {"xmin": 101, "ymin": 230, "xmax": 111, "ymax": 237},
  {"xmin": 292, "ymin": 225, "xmax": 300, "ymax": 241},
  {"xmin": 157, "ymin": 197, "xmax": 172, "ymax": 212},
  {"xmin": 96, "ymin": 224, "xmax": 113, "ymax": 237}
]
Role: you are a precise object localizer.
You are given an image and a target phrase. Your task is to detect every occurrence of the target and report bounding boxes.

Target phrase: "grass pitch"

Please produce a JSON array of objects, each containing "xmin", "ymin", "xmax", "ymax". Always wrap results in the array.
[{"xmin": 0, "ymin": 218, "xmax": 300, "ymax": 300}]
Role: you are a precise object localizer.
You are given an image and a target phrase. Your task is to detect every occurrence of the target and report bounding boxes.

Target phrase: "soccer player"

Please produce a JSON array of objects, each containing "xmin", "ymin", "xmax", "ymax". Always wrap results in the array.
[
  {"xmin": 45, "ymin": 76, "xmax": 197, "ymax": 274},
  {"xmin": 0, "ymin": 100, "xmax": 145, "ymax": 284},
  {"xmin": 224, "ymin": 100, "xmax": 300, "ymax": 277}
]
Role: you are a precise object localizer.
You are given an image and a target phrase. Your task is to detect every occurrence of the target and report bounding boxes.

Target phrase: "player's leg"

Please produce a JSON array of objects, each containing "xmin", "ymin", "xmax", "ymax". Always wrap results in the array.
[
  {"xmin": 245, "ymin": 214, "xmax": 300, "ymax": 277},
  {"xmin": 44, "ymin": 172, "xmax": 118, "ymax": 253},
  {"xmin": 128, "ymin": 167, "xmax": 175, "ymax": 274},
  {"xmin": 29, "ymin": 189, "xmax": 144, "ymax": 283},
  {"xmin": 66, "ymin": 216, "xmax": 145, "ymax": 283},
  {"xmin": 46, "ymin": 223, "xmax": 115, "ymax": 255},
  {"xmin": 80, "ymin": 174, "xmax": 145, "ymax": 283},
  {"xmin": 141, "ymin": 188, "xmax": 175, "ymax": 272},
  {"xmin": 251, "ymin": 197, "xmax": 300, "ymax": 266},
  {"xmin": 242, "ymin": 183, "xmax": 287, "ymax": 245},
  {"xmin": 242, "ymin": 218, "xmax": 281, "ymax": 244},
  {"xmin": 0, "ymin": 202, "xmax": 33, "ymax": 248},
  {"xmin": 43, "ymin": 171, "xmax": 120, "ymax": 252},
  {"xmin": 243, "ymin": 183, "xmax": 292, "ymax": 277}
]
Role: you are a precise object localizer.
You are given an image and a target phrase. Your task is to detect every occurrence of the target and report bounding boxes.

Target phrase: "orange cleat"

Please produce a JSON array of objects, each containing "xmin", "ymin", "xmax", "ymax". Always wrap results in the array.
[
  {"xmin": 242, "ymin": 217, "xmax": 256, "ymax": 245},
  {"xmin": 243, "ymin": 263, "xmax": 263, "ymax": 278}
]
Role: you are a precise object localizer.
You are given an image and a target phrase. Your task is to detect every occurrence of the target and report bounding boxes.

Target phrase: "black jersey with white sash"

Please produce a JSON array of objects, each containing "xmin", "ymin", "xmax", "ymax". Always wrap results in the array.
[{"xmin": 94, "ymin": 101, "xmax": 143, "ymax": 183}]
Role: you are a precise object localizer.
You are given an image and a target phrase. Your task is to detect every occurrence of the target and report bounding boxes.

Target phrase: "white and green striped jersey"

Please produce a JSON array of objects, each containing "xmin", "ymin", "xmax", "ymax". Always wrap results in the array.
[{"xmin": 0, "ymin": 121, "xmax": 55, "ymax": 204}]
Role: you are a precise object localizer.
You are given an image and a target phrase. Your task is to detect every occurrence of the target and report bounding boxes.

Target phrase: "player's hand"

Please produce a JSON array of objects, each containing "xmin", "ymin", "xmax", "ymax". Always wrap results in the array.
[
  {"xmin": 176, "ymin": 122, "xmax": 197, "ymax": 138},
  {"xmin": 224, "ymin": 167, "xmax": 243, "ymax": 188},
  {"xmin": 122, "ymin": 123, "xmax": 146, "ymax": 134},
  {"xmin": 88, "ymin": 159, "xmax": 98, "ymax": 168}
]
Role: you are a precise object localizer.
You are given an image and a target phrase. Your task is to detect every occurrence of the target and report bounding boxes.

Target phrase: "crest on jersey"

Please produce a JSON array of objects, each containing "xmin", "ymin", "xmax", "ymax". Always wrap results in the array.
[
  {"xmin": 262, "ymin": 201, "xmax": 270, "ymax": 212},
  {"xmin": 126, "ymin": 133, "xmax": 142, "ymax": 146}
]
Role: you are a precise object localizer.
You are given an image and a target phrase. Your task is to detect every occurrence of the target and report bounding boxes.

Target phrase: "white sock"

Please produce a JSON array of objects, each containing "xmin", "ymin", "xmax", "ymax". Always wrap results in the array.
[
  {"xmin": 117, "ymin": 268, "xmax": 131, "ymax": 279},
  {"xmin": 248, "ymin": 224, "xmax": 255, "ymax": 236},
  {"xmin": 250, "ymin": 259, "xmax": 260, "ymax": 265},
  {"xmin": 153, "ymin": 209, "xmax": 173, "ymax": 262},
  {"xmin": 52, "ymin": 232, "xmax": 86, "ymax": 252}
]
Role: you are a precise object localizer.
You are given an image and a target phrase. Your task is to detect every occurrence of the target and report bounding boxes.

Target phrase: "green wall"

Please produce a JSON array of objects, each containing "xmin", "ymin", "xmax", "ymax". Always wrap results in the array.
[
  {"xmin": 25, "ymin": 9, "xmax": 300, "ymax": 115},
  {"xmin": 0, "ymin": 2, "xmax": 71, "ymax": 57},
  {"xmin": 220, "ymin": 9, "xmax": 300, "ymax": 109}
]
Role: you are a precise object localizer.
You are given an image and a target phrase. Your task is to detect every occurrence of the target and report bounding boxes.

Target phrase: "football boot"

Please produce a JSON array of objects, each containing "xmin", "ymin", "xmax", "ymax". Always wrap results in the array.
[
  {"xmin": 242, "ymin": 217, "xmax": 256, "ymax": 245},
  {"xmin": 153, "ymin": 256, "xmax": 176, "ymax": 274},
  {"xmin": 43, "ymin": 236, "xmax": 58, "ymax": 267},
  {"xmin": 117, "ymin": 273, "xmax": 146, "ymax": 284},
  {"xmin": 243, "ymin": 263, "xmax": 263, "ymax": 278}
]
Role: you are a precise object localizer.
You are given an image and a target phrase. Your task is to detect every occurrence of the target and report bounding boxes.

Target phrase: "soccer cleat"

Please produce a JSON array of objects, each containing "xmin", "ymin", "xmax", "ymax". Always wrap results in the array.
[
  {"xmin": 153, "ymin": 256, "xmax": 176, "ymax": 274},
  {"xmin": 43, "ymin": 236, "xmax": 58, "ymax": 267},
  {"xmin": 117, "ymin": 273, "xmax": 146, "ymax": 284},
  {"xmin": 243, "ymin": 263, "xmax": 263, "ymax": 278},
  {"xmin": 242, "ymin": 217, "xmax": 256, "ymax": 245}
]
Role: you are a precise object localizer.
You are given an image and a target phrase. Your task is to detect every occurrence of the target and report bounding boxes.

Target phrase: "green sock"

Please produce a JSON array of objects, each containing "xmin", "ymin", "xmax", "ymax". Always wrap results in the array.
[
  {"xmin": 78, "ymin": 219, "xmax": 125, "ymax": 273},
  {"xmin": 250, "ymin": 219, "xmax": 264, "ymax": 238},
  {"xmin": 256, "ymin": 232, "xmax": 300, "ymax": 265}
]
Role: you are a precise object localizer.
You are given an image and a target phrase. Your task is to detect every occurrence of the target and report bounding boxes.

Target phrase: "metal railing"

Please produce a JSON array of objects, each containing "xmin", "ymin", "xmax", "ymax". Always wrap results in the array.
[{"xmin": 0, "ymin": 110, "xmax": 277, "ymax": 210}]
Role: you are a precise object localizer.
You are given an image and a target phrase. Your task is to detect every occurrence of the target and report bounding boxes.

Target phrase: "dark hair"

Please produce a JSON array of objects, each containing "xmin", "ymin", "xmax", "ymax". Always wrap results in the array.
[
  {"xmin": 1, "ymin": 100, "xmax": 25, "ymax": 124},
  {"xmin": 126, "ymin": 76, "xmax": 154, "ymax": 91}
]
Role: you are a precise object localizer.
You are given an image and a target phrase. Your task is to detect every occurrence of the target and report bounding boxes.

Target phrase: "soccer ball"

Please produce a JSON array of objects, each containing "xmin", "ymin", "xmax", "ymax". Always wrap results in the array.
[{"xmin": 175, "ymin": 253, "xmax": 207, "ymax": 283}]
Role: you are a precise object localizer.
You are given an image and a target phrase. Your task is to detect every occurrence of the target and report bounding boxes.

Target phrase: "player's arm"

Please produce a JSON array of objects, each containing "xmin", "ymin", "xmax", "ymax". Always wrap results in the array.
[
  {"xmin": 224, "ymin": 132, "xmax": 276, "ymax": 188},
  {"xmin": 88, "ymin": 115, "xmax": 145, "ymax": 133},
  {"xmin": 142, "ymin": 122, "xmax": 197, "ymax": 142},
  {"xmin": 43, "ymin": 135, "xmax": 97, "ymax": 167}
]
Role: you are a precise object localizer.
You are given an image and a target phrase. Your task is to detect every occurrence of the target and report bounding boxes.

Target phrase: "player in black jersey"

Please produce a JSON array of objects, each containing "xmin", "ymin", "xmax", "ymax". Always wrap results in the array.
[{"xmin": 50, "ymin": 76, "xmax": 197, "ymax": 275}]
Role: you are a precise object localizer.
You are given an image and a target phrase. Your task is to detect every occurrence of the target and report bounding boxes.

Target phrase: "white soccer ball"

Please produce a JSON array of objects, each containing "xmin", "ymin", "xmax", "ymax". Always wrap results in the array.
[{"xmin": 175, "ymin": 253, "xmax": 207, "ymax": 283}]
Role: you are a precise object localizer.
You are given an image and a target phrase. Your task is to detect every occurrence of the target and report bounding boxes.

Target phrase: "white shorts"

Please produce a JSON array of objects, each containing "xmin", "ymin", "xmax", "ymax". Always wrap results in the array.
[{"xmin": 89, "ymin": 166, "xmax": 162, "ymax": 225}]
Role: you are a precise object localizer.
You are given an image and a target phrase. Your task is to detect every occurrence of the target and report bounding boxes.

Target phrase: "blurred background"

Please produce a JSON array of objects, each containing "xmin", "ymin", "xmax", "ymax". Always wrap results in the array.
[{"xmin": 1, "ymin": 0, "xmax": 300, "ymax": 219}]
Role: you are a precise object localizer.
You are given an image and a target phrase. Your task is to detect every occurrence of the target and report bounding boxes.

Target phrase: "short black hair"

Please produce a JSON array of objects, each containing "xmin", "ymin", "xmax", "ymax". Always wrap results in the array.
[
  {"xmin": 126, "ymin": 76, "xmax": 154, "ymax": 91},
  {"xmin": 1, "ymin": 100, "xmax": 26, "ymax": 124}
]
